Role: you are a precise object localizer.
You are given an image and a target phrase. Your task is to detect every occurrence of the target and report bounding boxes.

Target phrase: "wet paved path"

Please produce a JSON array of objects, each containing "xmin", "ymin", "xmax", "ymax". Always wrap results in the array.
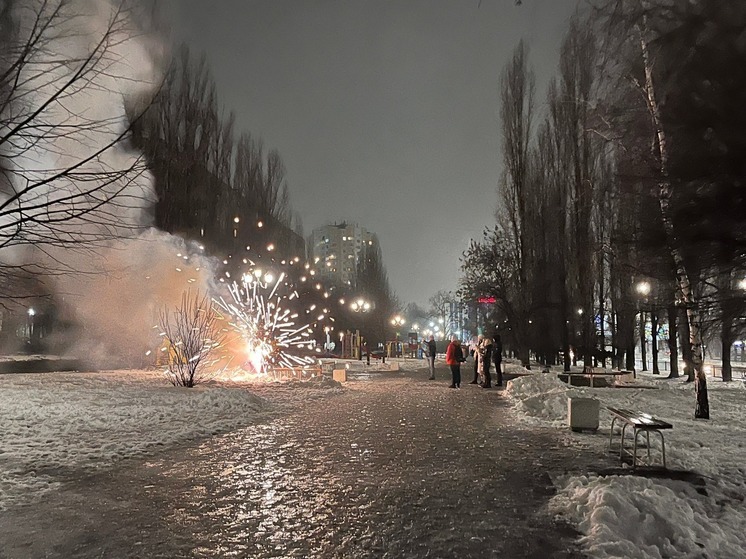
[{"xmin": 0, "ymin": 367, "xmax": 587, "ymax": 558}]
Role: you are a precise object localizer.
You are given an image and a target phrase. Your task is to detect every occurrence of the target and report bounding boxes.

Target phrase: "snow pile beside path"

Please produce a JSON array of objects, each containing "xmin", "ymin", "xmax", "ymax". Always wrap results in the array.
[
  {"xmin": 506, "ymin": 369, "xmax": 746, "ymax": 558},
  {"xmin": 551, "ymin": 474, "xmax": 745, "ymax": 559},
  {"xmin": 291, "ymin": 375, "xmax": 342, "ymax": 389},
  {"xmin": 0, "ymin": 370, "xmax": 270, "ymax": 509},
  {"xmin": 504, "ymin": 372, "xmax": 574, "ymax": 425}
]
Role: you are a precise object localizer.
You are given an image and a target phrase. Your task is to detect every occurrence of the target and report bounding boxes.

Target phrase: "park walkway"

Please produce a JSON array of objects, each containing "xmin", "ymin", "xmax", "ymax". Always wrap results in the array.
[{"xmin": 0, "ymin": 366, "xmax": 588, "ymax": 558}]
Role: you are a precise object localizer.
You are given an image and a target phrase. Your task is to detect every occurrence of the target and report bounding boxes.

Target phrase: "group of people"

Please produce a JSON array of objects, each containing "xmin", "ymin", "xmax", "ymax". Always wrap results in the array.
[{"xmin": 443, "ymin": 333, "xmax": 503, "ymax": 389}]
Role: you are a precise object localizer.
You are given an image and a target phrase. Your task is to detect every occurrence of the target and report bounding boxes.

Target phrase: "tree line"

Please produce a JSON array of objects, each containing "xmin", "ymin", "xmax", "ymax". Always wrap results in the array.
[
  {"xmin": 133, "ymin": 44, "xmax": 305, "ymax": 261},
  {"xmin": 460, "ymin": 0, "xmax": 746, "ymax": 418}
]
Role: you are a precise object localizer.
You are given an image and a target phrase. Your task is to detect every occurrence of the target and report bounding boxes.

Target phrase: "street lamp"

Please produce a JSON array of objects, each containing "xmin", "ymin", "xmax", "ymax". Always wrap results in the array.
[
  {"xmin": 27, "ymin": 308, "xmax": 35, "ymax": 347},
  {"xmin": 350, "ymin": 298, "xmax": 371, "ymax": 313},
  {"xmin": 636, "ymin": 280, "xmax": 652, "ymax": 372},
  {"xmin": 391, "ymin": 315, "xmax": 405, "ymax": 357},
  {"xmin": 636, "ymin": 281, "xmax": 651, "ymax": 297}
]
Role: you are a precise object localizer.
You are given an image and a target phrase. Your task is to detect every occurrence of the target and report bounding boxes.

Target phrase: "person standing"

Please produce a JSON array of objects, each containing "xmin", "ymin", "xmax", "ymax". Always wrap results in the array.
[
  {"xmin": 426, "ymin": 335, "xmax": 437, "ymax": 380},
  {"xmin": 446, "ymin": 335, "xmax": 465, "ymax": 388},
  {"xmin": 469, "ymin": 335, "xmax": 483, "ymax": 384},
  {"xmin": 493, "ymin": 333, "xmax": 503, "ymax": 386},
  {"xmin": 481, "ymin": 335, "xmax": 494, "ymax": 388}
]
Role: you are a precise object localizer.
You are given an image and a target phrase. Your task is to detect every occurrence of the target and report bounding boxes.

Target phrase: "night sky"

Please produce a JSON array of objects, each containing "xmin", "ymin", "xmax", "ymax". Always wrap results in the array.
[{"xmin": 167, "ymin": 0, "xmax": 580, "ymax": 307}]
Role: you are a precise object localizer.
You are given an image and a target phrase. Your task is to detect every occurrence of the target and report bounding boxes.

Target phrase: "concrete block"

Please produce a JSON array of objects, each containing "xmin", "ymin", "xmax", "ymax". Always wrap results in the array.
[
  {"xmin": 332, "ymin": 369, "xmax": 347, "ymax": 383},
  {"xmin": 568, "ymin": 397, "xmax": 599, "ymax": 431}
]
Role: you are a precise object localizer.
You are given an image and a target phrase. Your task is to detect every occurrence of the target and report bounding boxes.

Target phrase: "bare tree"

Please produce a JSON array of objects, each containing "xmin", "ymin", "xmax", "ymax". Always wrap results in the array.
[
  {"xmin": 497, "ymin": 40, "xmax": 534, "ymax": 367},
  {"xmin": 0, "ymin": 0, "xmax": 156, "ymax": 298},
  {"xmin": 158, "ymin": 290, "xmax": 225, "ymax": 387},
  {"xmin": 428, "ymin": 290, "xmax": 455, "ymax": 338},
  {"xmin": 594, "ymin": 0, "xmax": 720, "ymax": 417}
]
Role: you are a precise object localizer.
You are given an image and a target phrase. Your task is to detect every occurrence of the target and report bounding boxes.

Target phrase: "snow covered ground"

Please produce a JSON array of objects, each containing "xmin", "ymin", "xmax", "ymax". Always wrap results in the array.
[
  {"xmin": 504, "ymin": 364, "xmax": 746, "ymax": 559},
  {"xmin": 5, "ymin": 357, "xmax": 741, "ymax": 558},
  {"xmin": 0, "ymin": 357, "xmax": 417, "ymax": 513},
  {"xmin": 0, "ymin": 369, "xmax": 341, "ymax": 511}
]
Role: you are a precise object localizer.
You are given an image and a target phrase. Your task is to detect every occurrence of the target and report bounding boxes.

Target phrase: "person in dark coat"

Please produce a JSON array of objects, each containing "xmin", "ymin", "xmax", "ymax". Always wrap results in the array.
[
  {"xmin": 425, "ymin": 335, "xmax": 437, "ymax": 380},
  {"xmin": 481, "ymin": 336, "xmax": 493, "ymax": 388},
  {"xmin": 493, "ymin": 333, "xmax": 503, "ymax": 386}
]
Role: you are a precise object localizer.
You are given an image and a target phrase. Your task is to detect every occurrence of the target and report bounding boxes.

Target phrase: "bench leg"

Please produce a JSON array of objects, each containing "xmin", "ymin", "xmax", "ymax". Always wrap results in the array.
[
  {"xmin": 609, "ymin": 417, "xmax": 618, "ymax": 451},
  {"xmin": 632, "ymin": 428, "xmax": 639, "ymax": 470},
  {"xmin": 658, "ymin": 430, "xmax": 667, "ymax": 469},
  {"xmin": 646, "ymin": 431, "xmax": 651, "ymax": 464},
  {"xmin": 620, "ymin": 423, "xmax": 629, "ymax": 464}
]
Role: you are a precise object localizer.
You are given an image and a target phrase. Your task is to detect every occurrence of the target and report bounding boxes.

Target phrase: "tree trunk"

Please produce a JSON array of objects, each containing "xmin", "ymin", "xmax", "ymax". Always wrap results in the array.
[
  {"xmin": 640, "ymin": 310, "xmax": 647, "ymax": 371},
  {"xmin": 678, "ymin": 306, "xmax": 695, "ymax": 382},
  {"xmin": 640, "ymin": 22, "xmax": 708, "ymax": 417},
  {"xmin": 651, "ymin": 307, "xmax": 659, "ymax": 374},
  {"xmin": 599, "ymin": 276, "xmax": 606, "ymax": 368},
  {"xmin": 722, "ymin": 319, "xmax": 733, "ymax": 382},
  {"xmin": 667, "ymin": 305, "xmax": 679, "ymax": 378}
]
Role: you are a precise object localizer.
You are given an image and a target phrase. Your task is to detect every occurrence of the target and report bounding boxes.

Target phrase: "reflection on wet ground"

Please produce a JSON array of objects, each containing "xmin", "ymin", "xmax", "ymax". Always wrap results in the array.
[{"xmin": 0, "ymin": 369, "xmax": 589, "ymax": 558}]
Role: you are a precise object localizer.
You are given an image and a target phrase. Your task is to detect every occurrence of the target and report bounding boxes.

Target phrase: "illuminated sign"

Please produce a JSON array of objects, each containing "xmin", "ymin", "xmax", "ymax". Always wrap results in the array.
[{"xmin": 478, "ymin": 296, "xmax": 496, "ymax": 304}]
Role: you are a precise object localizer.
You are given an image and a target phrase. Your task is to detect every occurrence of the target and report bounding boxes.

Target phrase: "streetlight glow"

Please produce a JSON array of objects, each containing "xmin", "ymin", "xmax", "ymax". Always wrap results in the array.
[{"xmin": 636, "ymin": 281, "xmax": 651, "ymax": 296}]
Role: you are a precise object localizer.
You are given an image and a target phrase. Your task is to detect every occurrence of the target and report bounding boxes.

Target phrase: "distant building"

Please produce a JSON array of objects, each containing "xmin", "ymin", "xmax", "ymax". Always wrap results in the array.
[{"xmin": 309, "ymin": 222, "xmax": 376, "ymax": 287}]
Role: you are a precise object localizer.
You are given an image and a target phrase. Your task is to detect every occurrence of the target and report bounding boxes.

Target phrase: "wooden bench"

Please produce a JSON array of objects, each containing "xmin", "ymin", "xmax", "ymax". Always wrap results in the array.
[
  {"xmin": 607, "ymin": 407, "xmax": 673, "ymax": 470},
  {"xmin": 564, "ymin": 368, "xmax": 631, "ymax": 387}
]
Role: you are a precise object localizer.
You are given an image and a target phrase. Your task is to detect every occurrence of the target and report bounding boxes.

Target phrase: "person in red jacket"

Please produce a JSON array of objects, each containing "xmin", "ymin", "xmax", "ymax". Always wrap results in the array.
[{"xmin": 445, "ymin": 335, "xmax": 465, "ymax": 388}]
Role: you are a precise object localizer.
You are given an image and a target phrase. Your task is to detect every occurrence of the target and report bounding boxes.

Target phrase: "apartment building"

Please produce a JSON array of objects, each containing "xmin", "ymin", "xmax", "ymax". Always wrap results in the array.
[{"xmin": 309, "ymin": 222, "xmax": 376, "ymax": 287}]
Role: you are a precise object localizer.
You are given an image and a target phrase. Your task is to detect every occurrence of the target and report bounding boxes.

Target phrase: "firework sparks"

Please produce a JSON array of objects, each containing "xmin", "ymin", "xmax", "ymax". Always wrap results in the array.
[{"xmin": 215, "ymin": 272, "xmax": 317, "ymax": 377}]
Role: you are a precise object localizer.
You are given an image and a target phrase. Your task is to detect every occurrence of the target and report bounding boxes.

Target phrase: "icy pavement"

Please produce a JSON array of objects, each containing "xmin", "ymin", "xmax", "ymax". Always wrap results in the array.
[{"xmin": 0, "ymin": 367, "xmax": 589, "ymax": 558}]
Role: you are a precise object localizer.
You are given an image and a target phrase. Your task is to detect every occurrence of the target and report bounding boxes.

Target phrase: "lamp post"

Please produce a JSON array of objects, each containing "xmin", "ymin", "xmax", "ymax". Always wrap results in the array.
[
  {"xmin": 27, "ymin": 308, "xmax": 35, "ymax": 347},
  {"xmin": 391, "ymin": 315, "xmax": 405, "ymax": 357},
  {"xmin": 350, "ymin": 297, "xmax": 371, "ymax": 360},
  {"xmin": 350, "ymin": 298, "xmax": 371, "ymax": 313},
  {"xmin": 636, "ymin": 281, "xmax": 651, "ymax": 372}
]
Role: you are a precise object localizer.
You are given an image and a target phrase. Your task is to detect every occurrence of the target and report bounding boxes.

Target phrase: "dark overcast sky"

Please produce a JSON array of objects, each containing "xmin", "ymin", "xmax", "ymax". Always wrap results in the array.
[{"xmin": 166, "ymin": 0, "xmax": 580, "ymax": 308}]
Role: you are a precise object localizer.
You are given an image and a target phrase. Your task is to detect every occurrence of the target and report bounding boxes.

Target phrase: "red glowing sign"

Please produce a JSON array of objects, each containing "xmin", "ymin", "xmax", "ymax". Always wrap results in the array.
[{"xmin": 477, "ymin": 296, "xmax": 496, "ymax": 304}]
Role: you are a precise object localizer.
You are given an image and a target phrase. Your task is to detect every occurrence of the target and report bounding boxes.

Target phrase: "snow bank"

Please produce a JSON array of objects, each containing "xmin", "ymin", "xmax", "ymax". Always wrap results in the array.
[
  {"xmin": 551, "ymin": 474, "xmax": 745, "ymax": 559},
  {"xmin": 505, "ymin": 371, "xmax": 576, "ymax": 426},
  {"xmin": 503, "ymin": 369, "xmax": 746, "ymax": 558}
]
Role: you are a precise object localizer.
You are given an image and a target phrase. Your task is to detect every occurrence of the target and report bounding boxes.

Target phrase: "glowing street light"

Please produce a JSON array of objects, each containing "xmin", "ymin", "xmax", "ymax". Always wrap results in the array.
[
  {"xmin": 636, "ymin": 281, "xmax": 651, "ymax": 296},
  {"xmin": 350, "ymin": 298, "xmax": 371, "ymax": 313}
]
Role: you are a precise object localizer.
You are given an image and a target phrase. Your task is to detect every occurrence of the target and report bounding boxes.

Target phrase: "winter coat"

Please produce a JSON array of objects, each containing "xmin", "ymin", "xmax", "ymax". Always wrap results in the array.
[
  {"xmin": 445, "ymin": 341, "xmax": 464, "ymax": 365},
  {"xmin": 493, "ymin": 337, "xmax": 503, "ymax": 364},
  {"xmin": 481, "ymin": 340, "xmax": 493, "ymax": 372},
  {"xmin": 426, "ymin": 339, "xmax": 437, "ymax": 358}
]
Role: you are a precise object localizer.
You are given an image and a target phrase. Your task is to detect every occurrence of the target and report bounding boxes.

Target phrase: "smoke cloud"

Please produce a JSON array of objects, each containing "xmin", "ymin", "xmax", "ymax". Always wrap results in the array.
[{"xmin": 0, "ymin": 0, "xmax": 218, "ymax": 365}]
